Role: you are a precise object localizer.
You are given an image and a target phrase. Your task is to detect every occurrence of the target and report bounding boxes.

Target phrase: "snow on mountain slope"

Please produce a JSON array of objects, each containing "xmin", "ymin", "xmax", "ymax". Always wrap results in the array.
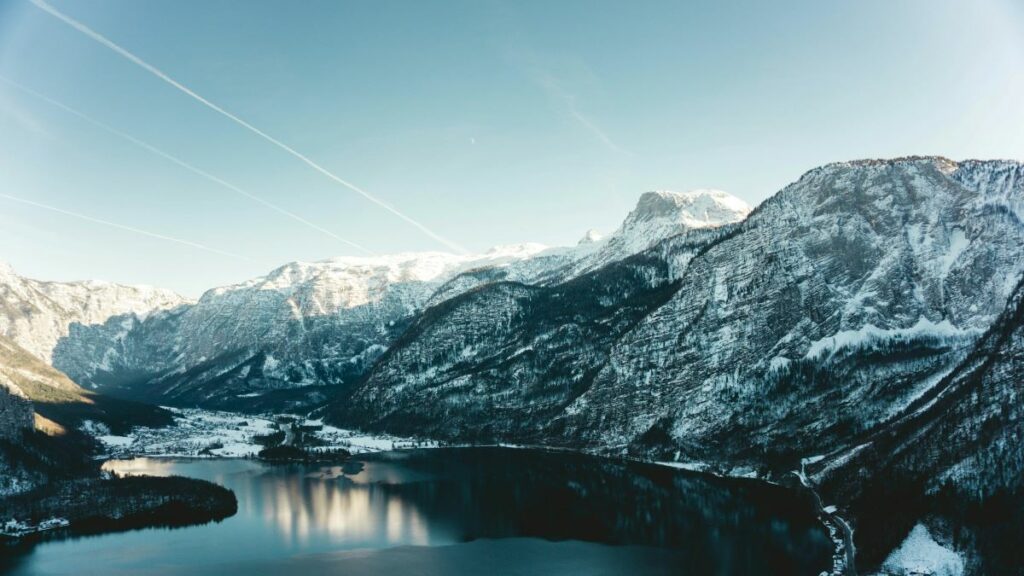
[
  {"xmin": 811, "ymin": 271, "xmax": 1024, "ymax": 574},
  {"xmin": 950, "ymin": 158, "xmax": 1024, "ymax": 221},
  {"xmin": 601, "ymin": 189, "xmax": 752, "ymax": 256},
  {"xmin": 0, "ymin": 262, "xmax": 188, "ymax": 363},
  {"xmin": 428, "ymin": 189, "xmax": 752, "ymax": 304},
  {"xmin": 210, "ymin": 244, "xmax": 548, "ymax": 317},
  {"xmin": 558, "ymin": 157, "xmax": 1024, "ymax": 457},
  {"xmin": 52, "ymin": 244, "xmax": 550, "ymax": 410},
  {"xmin": 880, "ymin": 524, "xmax": 964, "ymax": 576}
]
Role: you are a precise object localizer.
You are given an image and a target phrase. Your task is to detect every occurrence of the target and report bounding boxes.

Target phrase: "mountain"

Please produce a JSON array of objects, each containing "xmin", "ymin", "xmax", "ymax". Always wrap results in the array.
[
  {"xmin": 330, "ymin": 224, "xmax": 731, "ymax": 440},
  {"xmin": 52, "ymin": 191, "xmax": 748, "ymax": 412},
  {"xmin": 598, "ymin": 188, "xmax": 753, "ymax": 256},
  {"xmin": 0, "ymin": 262, "xmax": 187, "ymax": 363},
  {"xmin": 552, "ymin": 158, "xmax": 1022, "ymax": 460},
  {"xmin": 0, "ymin": 263, "xmax": 182, "ymax": 494},
  {"xmin": 336, "ymin": 158, "xmax": 1024, "ymax": 451},
  {"xmin": 328, "ymin": 157, "xmax": 1024, "ymax": 571}
]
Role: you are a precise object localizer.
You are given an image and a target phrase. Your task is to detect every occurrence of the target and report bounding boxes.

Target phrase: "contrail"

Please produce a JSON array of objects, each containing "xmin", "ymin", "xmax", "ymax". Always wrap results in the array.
[
  {"xmin": 0, "ymin": 75, "xmax": 374, "ymax": 255},
  {"xmin": 0, "ymin": 193, "xmax": 261, "ymax": 263},
  {"xmin": 533, "ymin": 71, "xmax": 631, "ymax": 156},
  {"xmin": 29, "ymin": 0, "xmax": 469, "ymax": 254},
  {"xmin": 565, "ymin": 100, "xmax": 631, "ymax": 157}
]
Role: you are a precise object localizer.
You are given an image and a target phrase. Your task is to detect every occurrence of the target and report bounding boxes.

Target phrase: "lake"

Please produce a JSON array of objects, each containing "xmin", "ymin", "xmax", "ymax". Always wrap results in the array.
[{"xmin": 2, "ymin": 448, "xmax": 833, "ymax": 575}]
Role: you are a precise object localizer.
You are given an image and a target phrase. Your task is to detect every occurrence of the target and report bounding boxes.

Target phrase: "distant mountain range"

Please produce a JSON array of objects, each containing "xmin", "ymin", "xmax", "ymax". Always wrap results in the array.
[
  {"xmin": 24, "ymin": 188, "xmax": 750, "ymax": 413},
  {"xmin": 0, "ymin": 262, "xmax": 186, "ymax": 363},
  {"xmin": 1, "ymin": 156, "xmax": 1022, "ymax": 573}
]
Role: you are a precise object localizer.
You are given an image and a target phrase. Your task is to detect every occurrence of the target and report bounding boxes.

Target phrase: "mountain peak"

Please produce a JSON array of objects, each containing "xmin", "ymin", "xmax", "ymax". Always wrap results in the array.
[
  {"xmin": 626, "ymin": 189, "xmax": 752, "ymax": 230},
  {"xmin": 578, "ymin": 229, "xmax": 604, "ymax": 245},
  {"xmin": 0, "ymin": 260, "xmax": 16, "ymax": 280}
]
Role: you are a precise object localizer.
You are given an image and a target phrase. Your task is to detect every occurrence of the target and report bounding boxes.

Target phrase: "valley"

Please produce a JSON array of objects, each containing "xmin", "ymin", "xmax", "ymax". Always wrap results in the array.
[{"xmin": 2, "ymin": 157, "xmax": 1023, "ymax": 575}]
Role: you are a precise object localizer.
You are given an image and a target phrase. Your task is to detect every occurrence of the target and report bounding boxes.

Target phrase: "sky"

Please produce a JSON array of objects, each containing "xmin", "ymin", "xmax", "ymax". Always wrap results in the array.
[{"xmin": 0, "ymin": 0, "xmax": 1022, "ymax": 297}]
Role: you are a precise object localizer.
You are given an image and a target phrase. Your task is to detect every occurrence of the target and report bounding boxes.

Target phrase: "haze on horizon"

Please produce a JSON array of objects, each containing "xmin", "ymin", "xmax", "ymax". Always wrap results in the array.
[{"xmin": 0, "ymin": 0, "xmax": 1022, "ymax": 296}]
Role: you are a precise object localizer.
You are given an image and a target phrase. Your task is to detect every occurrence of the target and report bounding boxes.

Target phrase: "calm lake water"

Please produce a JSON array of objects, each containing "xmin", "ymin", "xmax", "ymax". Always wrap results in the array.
[{"xmin": 2, "ymin": 448, "xmax": 833, "ymax": 575}]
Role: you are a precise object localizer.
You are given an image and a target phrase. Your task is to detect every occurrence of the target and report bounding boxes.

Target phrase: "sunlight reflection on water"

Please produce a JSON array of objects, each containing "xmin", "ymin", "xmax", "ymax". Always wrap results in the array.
[{"xmin": 103, "ymin": 456, "xmax": 444, "ymax": 549}]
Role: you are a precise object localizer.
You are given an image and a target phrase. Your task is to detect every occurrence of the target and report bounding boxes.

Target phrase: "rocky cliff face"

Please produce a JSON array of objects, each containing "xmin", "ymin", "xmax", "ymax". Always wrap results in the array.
[
  {"xmin": 558, "ymin": 158, "xmax": 1022, "ymax": 460},
  {"xmin": 809, "ymin": 160, "xmax": 1024, "ymax": 499}
]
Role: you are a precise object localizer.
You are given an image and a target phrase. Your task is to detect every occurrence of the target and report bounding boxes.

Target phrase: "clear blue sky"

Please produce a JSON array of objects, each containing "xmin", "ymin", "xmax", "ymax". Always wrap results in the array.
[{"xmin": 1, "ymin": 0, "xmax": 1022, "ymax": 296}]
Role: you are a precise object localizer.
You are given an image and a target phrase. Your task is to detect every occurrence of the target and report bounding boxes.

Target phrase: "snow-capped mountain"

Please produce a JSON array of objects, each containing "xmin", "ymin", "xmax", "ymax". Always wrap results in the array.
[
  {"xmin": 428, "ymin": 189, "xmax": 752, "ymax": 304},
  {"xmin": 52, "ymin": 191, "xmax": 747, "ymax": 411},
  {"xmin": 0, "ymin": 262, "xmax": 188, "ymax": 363},
  {"xmin": 599, "ymin": 188, "xmax": 752, "ymax": 256},
  {"xmin": 165, "ymin": 244, "xmax": 550, "ymax": 373},
  {"xmin": 339, "ymin": 157, "xmax": 1024, "ymax": 453},
  {"xmin": 212, "ymin": 244, "xmax": 550, "ymax": 316},
  {"xmin": 51, "ymin": 245, "xmax": 542, "ymax": 410}
]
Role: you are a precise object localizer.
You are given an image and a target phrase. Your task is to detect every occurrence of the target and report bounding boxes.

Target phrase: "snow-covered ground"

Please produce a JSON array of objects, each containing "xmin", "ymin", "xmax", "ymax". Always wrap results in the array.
[
  {"xmin": 1, "ymin": 517, "xmax": 69, "ymax": 538},
  {"xmin": 94, "ymin": 408, "xmax": 437, "ymax": 459},
  {"xmin": 309, "ymin": 419, "xmax": 439, "ymax": 453},
  {"xmin": 656, "ymin": 460, "xmax": 715, "ymax": 473},
  {"xmin": 878, "ymin": 524, "xmax": 964, "ymax": 576},
  {"xmin": 655, "ymin": 459, "xmax": 761, "ymax": 478},
  {"xmin": 805, "ymin": 316, "xmax": 981, "ymax": 360}
]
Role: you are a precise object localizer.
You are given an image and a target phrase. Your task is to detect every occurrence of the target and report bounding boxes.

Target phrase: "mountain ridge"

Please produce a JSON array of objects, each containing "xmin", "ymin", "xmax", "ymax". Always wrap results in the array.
[
  {"xmin": 45, "ymin": 188, "xmax": 748, "ymax": 412},
  {"xmin": 0, "ymin": 263, "xmax": 188, "ymax": 364}
]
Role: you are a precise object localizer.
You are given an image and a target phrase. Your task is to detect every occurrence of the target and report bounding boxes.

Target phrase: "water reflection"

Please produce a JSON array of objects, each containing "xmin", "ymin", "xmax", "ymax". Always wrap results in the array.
[
  {"xmin": 99, "ymin": 456, "xmax": 448, "ymax": 550},
  {"xmin": 7, "ymin": 449, "xmax": 832, "ymax": 575}
]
